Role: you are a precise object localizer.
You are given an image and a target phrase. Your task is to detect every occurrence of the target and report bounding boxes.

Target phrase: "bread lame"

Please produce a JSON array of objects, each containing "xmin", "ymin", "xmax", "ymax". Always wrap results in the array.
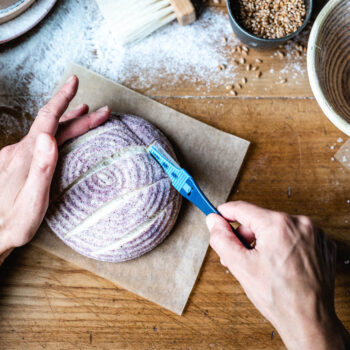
[{"xmin": 148, "ymin": 142, "xmax": 251, "ymax": 249}]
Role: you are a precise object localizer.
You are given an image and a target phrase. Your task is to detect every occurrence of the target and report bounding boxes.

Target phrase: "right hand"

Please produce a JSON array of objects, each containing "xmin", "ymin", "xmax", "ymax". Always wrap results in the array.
[{"xmin": 206, "ymin": 201, "xmax": 350, "ymax": 350}]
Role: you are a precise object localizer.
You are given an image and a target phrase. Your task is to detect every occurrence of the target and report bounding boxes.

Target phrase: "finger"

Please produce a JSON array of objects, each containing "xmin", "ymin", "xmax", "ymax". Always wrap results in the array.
[
  {"xmin": 206, "ymin": 214, "xmax": 251, "ymax": 276},
  {"xmin": 56, "ymin": 106, "xmax": 110, "ymax": 146},
  {"xmin": 236, "ymin": 224, "xmax": 256, "ymax": 244},
  {"xmin": 17, "ymin": 133, "xmax": 58, "ymax": 228},
  {"xmin": 60, "ymin": 104, "xmax": 89, "ymax": 122},
  {"xmin": 220, "ymin": 258, "xmax": 227, "ymax": 267},
  {"xmin": 218, "ymin": 201, "xmax": 276, "ymax": 238},
  {"xmin": 29, "ymin": 75, "xmax": 79, "ymax": 137}
]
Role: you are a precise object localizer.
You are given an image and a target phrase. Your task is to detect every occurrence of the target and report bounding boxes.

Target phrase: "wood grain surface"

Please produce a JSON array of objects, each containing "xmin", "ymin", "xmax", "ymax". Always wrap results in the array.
[{"xmin": 0, "ymin": 1, "xmax": 349, "ymax": 349}]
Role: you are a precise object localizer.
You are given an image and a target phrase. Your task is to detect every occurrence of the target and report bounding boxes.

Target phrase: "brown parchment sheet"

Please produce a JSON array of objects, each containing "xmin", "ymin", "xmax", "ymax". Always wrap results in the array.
[
  {"xmin": 335, "ymin": 139, "xmax": 350, "ymax": 171},
  {"xmin": 32, "ymin": 63, "xmax": 250, "ymax": 315}
]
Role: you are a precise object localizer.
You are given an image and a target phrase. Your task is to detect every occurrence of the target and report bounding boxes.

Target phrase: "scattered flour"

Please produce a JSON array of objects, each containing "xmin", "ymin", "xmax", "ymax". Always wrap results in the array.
[
  {"xmin": 337, "ymin": 137, "xmax": 344, "ymax": 143},
  {"xmin": 0, "ymin": 0, "xmax": 240, "ymax": 115},
  {"xmin": 280, "ymin": 61, "xmax": 304, "ymax": 81},
  {"xmin": 0, "ymin": 0, "xmax": 310, "ymax": 120},
  {"xmin": 277, "ymin": 27, "xmax": 308, "ymax": 83}
]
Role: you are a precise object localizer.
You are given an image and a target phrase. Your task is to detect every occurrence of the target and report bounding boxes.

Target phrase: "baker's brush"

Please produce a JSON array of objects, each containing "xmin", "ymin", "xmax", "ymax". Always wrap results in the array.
[
  {"xmin": 97, "ymin": 0, "xmax": 196, "ymax": 46},
  {"xmin": 147, "ymin": 142, "xmax": 252, "ymax": 249}
]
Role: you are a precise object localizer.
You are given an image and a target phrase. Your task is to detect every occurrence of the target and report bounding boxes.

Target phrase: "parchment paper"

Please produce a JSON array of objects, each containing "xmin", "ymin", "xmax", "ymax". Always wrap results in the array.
[{"xmin": 32, "ymin": 63, "xmax": 250, "ymax": 315}]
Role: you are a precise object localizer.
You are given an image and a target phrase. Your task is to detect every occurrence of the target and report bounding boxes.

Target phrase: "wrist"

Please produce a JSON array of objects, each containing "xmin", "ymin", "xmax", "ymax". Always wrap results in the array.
[{"xmin": 277, "ymin": 311, "xmax": 349, "ymax": 350}]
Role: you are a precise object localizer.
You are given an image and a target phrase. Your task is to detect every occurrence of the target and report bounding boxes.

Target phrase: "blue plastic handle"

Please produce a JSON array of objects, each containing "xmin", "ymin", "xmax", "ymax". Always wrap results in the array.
[
  {"xmin": 179, "ymin": 177, "xmax": 219, "ymax": 216},
  {"xmin": 180, "ymin": 177, "xmax": 251, "ymax": 249},
  {"xmin": 148, "ymin": 143, "xmax": 251, "ymax": 249}
]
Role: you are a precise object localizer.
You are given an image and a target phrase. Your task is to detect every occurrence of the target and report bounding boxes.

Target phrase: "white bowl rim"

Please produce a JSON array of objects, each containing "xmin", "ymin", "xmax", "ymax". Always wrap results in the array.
[{"xmin": 307, "ymin": 0, "xmax": 350, "ymax": 136}]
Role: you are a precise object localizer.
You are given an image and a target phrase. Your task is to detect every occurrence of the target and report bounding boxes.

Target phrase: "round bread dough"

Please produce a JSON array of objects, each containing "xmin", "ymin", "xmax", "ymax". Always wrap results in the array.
[{"xmin": 45, "ymin": 113, "xmax": 181, "ymax": 262}]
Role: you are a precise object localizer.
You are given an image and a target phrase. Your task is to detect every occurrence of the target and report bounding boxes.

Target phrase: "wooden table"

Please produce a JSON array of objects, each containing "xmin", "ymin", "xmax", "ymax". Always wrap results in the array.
[{"xmin": 0, "ymin": 1, "xmax": 349, "ymax": 349}]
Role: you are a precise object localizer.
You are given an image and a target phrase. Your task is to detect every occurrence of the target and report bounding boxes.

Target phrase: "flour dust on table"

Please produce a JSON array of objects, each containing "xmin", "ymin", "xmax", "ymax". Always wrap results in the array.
[
  {"xmin": 0, "ymin": 0, "xmax": 240, "ymax": 115},
  {"xmin": 0, "ymin": 0, "xmax": 308, "ymax": 118}
]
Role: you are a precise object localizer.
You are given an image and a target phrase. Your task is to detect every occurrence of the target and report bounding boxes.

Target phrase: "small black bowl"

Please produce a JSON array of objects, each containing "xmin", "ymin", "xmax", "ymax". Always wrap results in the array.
[{"xmin": 226, "ymin": 0, "xmax": 313, "ymax": 50}]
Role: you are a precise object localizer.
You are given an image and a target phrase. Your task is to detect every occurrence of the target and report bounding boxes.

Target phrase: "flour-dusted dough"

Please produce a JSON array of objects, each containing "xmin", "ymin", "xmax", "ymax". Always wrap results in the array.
[{"xmin": 45, "ymin": 114, "xmax": 181, "ymax": 262}]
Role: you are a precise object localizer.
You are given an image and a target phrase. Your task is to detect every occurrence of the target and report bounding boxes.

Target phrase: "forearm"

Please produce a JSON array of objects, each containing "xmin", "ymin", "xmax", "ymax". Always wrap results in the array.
[{"xmin": 278, "ymin": 312, "xmax": 350, "ymax": 350}]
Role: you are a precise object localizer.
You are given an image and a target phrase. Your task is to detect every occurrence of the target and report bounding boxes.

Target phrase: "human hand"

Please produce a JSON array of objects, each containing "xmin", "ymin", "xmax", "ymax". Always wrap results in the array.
[
  {"xmin": 0, "ymin": 75, "xmax": 110, "ymax": 260},
  {"xmin": 207, "ymin": 201, "xmax": 349, "ymax": 350}
]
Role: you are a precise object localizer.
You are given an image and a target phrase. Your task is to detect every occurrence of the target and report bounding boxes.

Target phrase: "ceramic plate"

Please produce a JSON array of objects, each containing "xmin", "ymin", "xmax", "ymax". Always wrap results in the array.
[{"xmin": 0, "ymin": 0, "xmax": 57, "ymax": 44}]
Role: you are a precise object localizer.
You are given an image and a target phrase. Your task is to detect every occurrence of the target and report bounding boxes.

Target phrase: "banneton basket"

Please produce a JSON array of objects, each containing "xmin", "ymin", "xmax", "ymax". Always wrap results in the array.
[{"xmin": 307, "ymin": 0, "xmax": 350, "ymax": 136}]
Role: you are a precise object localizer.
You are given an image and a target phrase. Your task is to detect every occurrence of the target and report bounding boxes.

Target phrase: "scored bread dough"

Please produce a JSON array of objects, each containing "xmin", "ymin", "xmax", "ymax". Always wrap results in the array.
[{"xmin": 45, "ymin": 113, "xmax": 182, "ymax": 262}]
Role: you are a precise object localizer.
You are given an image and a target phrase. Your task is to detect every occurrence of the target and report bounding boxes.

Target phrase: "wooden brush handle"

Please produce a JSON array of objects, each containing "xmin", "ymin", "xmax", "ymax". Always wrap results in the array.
[{"xmin": 170, "ymin": 0, "xmax": 196, "ymax": 26}]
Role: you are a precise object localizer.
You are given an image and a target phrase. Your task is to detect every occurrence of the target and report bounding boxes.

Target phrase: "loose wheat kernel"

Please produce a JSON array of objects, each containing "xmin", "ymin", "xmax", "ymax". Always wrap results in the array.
[{"xmin": 277, "ymin": 50, "xmax": 285, "ymax": 58}]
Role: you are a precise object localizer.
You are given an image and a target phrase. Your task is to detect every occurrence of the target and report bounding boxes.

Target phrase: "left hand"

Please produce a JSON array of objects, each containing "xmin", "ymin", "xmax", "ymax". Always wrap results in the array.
[{"xmin": 0, "ymin": 75, "xmax": 110, "ymax": 262}]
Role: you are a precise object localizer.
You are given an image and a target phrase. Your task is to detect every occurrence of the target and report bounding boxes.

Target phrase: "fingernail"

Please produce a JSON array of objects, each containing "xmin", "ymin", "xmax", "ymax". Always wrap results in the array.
[
  {"xmin": 77, "ymin": 103, "xmax": 87, "ymax": 110},
  {"xmin": 66, "ymin": 75, "xmax": 76, "ymax": 84},
  {"xmin": 206, "ymin": 214, "xmax": 217, "ymax": 231},
  {"xmin": 37, "ymin": 134, "xmax": 54, "ymax": 154},
  {"xmin": 96, "ymin": 105, "xmax": 109, "ymax": 113}
]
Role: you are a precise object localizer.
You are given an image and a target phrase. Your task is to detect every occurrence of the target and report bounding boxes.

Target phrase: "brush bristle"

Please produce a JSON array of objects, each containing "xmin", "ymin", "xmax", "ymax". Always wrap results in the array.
[{"xmin": 97, "ymin": 0, "xmax": 177, "ymax": 46}]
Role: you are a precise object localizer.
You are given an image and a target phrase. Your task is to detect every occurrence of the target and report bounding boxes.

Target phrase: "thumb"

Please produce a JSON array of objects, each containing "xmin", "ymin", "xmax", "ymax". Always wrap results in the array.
[
  {"xmin": 207, "ymin": 214, "xmax": 251, "ymax": 277},
  {"xmin": 20, "ymin": 133, "xmax": 58, "ymax": 217},
  {"xmin": 7, "ymin": 134, "xmax": 58, "ymax": 248}
]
